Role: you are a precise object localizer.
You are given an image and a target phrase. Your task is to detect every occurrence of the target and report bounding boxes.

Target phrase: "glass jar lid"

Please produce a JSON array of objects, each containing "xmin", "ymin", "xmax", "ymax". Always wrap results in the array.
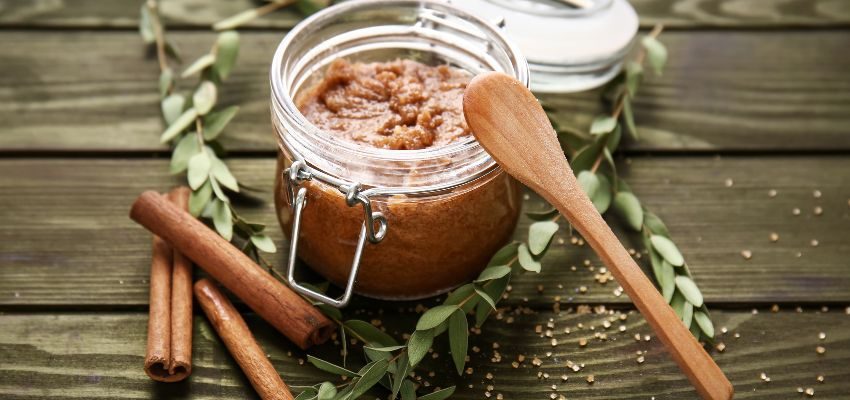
[{"xmin": 459, "ymin": 0, "xmax": 639, "ymax": 92}]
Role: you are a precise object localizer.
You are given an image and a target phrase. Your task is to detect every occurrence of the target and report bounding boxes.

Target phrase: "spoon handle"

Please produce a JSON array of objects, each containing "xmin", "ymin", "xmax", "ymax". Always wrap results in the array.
[{"xmin": 548, "ymin": 181, "xmax": 733, "ymax": 400}]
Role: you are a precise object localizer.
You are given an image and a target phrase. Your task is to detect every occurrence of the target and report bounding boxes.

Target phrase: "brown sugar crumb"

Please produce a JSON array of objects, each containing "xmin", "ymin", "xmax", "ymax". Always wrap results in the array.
[{"xmin": 299, "ymin": 59, "xmax": 471, "ymax": 150}]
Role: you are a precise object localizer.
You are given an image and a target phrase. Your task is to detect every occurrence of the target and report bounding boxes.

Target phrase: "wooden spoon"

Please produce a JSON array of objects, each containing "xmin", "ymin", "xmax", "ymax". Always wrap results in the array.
[{"xmin": 463, "ymin": 72, "xmax": 733, "ymax": 400}]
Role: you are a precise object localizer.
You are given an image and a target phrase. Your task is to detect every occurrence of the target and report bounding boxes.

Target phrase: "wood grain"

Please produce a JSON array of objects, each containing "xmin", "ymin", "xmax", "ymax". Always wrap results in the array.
[
  {"xmin": 1, "ymin": 0, "xmax": 849, "ymax": 29},
  {"xmin": 0, "ymin": 157, "xmax": 847, "ymax": 308},
  {"xmin": 1, "ymin": 30, "xmax": 849, "ymax": 153},
  {"xmin": 0, "ymin": 310, "xmax": 847, "ymax": 399}
]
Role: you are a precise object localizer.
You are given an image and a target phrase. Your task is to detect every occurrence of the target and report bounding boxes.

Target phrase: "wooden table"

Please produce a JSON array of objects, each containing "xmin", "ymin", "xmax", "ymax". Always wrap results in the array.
[{"xmin": 1, "ymin": 1, "xmax": 849, "ymax": 398}]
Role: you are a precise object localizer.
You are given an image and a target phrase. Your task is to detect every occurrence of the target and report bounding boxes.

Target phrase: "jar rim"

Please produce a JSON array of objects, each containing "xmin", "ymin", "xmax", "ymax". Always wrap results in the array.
[{"xmin": 269, "ymin": 0, "xmax": 529, "ymax": 194}]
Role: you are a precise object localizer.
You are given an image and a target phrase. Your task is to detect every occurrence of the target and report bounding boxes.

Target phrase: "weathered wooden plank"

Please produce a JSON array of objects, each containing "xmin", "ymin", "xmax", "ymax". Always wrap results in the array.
[
  {"xmin": 1, "ymin": 30, "xmax": 849, "ymax": 153},
  {"xmin": 0, "ymin": 310, "xmax": 847, "ymax": 399},
  {"xmin": 1, "ymin": 0, "xmax": 849, "ymax": 29},
  {"xmin": 1, "ymin": 157, "xmax": 848, "ymax": 307}
]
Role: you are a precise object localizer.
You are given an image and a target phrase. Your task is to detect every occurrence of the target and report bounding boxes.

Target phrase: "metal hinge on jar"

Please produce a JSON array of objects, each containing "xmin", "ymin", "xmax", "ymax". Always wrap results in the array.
[{"xmin": 282, "ymin": 160, "xmax": 387, "ymax": 308}]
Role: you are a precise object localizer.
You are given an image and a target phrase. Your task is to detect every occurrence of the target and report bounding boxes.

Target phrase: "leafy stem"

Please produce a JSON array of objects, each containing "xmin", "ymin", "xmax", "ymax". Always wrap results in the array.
[
  {"xmin": 549, "ymin": 25, "xmax": 715, "ymax": 341},
  {"xmin": 144, "ymin": 0, "xmax": 168, "ymax": 73},
  {"xmin": 303, "ymin": 219, "xmax": 558, "ymax": 399},
  {"xmin": 140, "ymin": 0, "xmax": 299, "ymax": 260}
]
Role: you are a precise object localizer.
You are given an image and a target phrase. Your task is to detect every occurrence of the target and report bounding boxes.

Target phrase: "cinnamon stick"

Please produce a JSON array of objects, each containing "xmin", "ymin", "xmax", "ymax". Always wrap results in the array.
[
  {"xmin": 167, "ymin": 187, "xmax": 193, "ymax": 378},
  {"xmin": 143, "ymin": 189, "xmax": 194, "ymax": 382},
  {"xmin": 130, "ymin": 190, "xmax": 333, "ymax": 349},
  {"xmin": 195, "ymin": 279, "xmax": 295, "ymax": 400},
  {"xmin": 145, "ymin": 233, "xmax": 175, "ymax": 381}
]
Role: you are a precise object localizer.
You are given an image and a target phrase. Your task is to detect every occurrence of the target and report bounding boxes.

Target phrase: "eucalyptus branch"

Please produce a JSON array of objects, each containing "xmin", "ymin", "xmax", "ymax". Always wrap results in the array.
[
  {"xmin": 144, "ymin": 0, "xmax": 168, "ymax": 73},
  {"xmin": 139, "ymin": 1, "xmax": 288, "ymax": 259},
  {"xmin": 549, "ymin": 25, "xmax": 715, "ymax": 341},
  {"xmin": 302, "ymin": 217, "xmax": 560, "ymax": 400}
]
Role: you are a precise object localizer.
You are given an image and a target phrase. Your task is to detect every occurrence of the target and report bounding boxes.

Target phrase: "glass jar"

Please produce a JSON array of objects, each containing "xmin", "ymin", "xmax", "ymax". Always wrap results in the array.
[
  {"xmin": 459, "ymin": 0, "xmax": 638, "ymax": 92},
  {"xmin": 269, "ymin": 0, "xmax": 529, "ymax": 306}
]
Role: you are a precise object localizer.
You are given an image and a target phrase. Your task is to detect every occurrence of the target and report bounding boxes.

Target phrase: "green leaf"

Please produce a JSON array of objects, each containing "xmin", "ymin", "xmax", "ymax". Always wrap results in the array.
[
  {"xmin": 316, "ymin": 304, "xmax": 342, "ymax": 322},
  {"xmin": 643, "ymin": 212, "xmax": 670, "ymax": 236},
  {"xmin": 170, "ymin": 133, "xmax": 200, "ymax": 174},
  {"xmin": 161, "ymin": 94, "xmax": 185, "ymax": 125},
  {"xmin": 159, "ymin": 68, "xmax": 174, "ymax": 98},
  {"xmin": 307, "ymin": 355, "xmax": 359, "ymax": 377},
  {"xmin": 250, "ymin": 234, "xmax": 276, "ymax": 253},
  {"xmin": 528, "ymin": 220, "xmax": 558, "ymax": 256},
  {"xmin": 211, "ymin": 199, "xmax": 233, "ymax": 240},
  {"xmin": 525, "ymin": 208, "xmax": 559, "ymax": 221},
  {"xmin": 475, "ymin": 275, "xmax": 509, "ymax": 327},
  {"xmin": 419, "ymin": 386, "xmax": 456, "ymax": 400},
  {"xmin": 391, "ymin": 352, "xmax": 410, "ymax": 398},
  {"xmin": 642, "ymin": 36, "xmax": 668, "ymax": 76},
  {"xmin": 602, "ymin": 148, "xmax": 617, "ymax": 174},
  {"xmin": 444, "ymin": 284, "xmax": 477, "ymax": 312},
  {"xmin": 517, "ymin": 243, "xmax": 541, "ymax": 273},
  {"xmin": 200, "ymin": 200, "xmax": 215, "ymax": 219},
  {"xmin": 189, "ymin": 181, "xmax": 212, "ymax": 217},
  {"xmin": 209, "ymin": 175, "xmax": 229, "ymax": 202},
  {"xmin": 187, "ymin": 151, "xmax": 211, "ymax": 190},
  {"xmin": 475, "ymin": 287, "xmax": 497, "ymax": 310},
  {"xmin": 622, "ymin": 97, "xmax": 638, "ymax": 139},
  {"xmin": 203, "ymin": 106, "xmax": 239, "ymax": 140},
  {"xmin": 317, "ymin": 382, "xmax": 336, "ymax": 400},
  {"xmin": 625, "ymin": 61, "xmax": 643, "ymax": 98},
  {"xmin": 613, "ymin": 191, "xmax": 643, "ymax": 231},
  {"xmin": 347, "ymin": 360, "xmax": 389, "ymax": 400},
  {"xmin": 675, "ymin": 275, "xmax": 704, "ymax": 307},
  {"xmin": 569, "ymin": 140, "xmax": 605, "ymax": 173},
  {"xmin": 650, "ymin": 235, "xmax": 684, "ymax": 267},
  {"xmin": 193, "ymin": 81, "xmax": 217, "ymax": 115},
  {"xmin": 658, "ymin": 260, "xmax": 675, "ymax": 302},
  {"xmin": 165, "ymin": 40, "xmax": 182, "ymax": 62},
  {"xmin": 448, "ymin": 310, "xmax": 468, "ymax": 375},
  {"xmin": 139, "ymin": 4, "xmax": 155, "ymax": 44},
  {"xmin": 364, "ymin": 345, "xmax": 405, "ymax": 353},
  {"xmin": 475, "ymin": 265, "xmax": 511, "ymax": 282},
  {"xmin": 592, "ymin": 173, "xmax": 612, "ymax": 213},
  {"xmin": 670, "ymin": 292, "xmax": 686, "ymax": 319},
  {"xmin": 160, "ymin": 107, "xmax": 198, "ymax": 143},
  {"xmin": 488, "ymin": 242, "xmax": 520, "ymax": 267},
  {"xmin": 182, "ymin": 53, "xmax": 215, "ymax": 78},
  {"xmin": 214, "ymin": 31, "xmax": 239, "ymax": 79},
  {"xmin": 334, "ymin": 385, "xmax": 353, "ymax": 400},
  {"xmin": 210, "ymin": 157, "xmax": 240, "ymax": 192},
  {"xmin": 590, "ymin": 115, "xmax": 617, "ymax": 135},
  {"xmin": 690, "ymin": 319, "xmax": 702, "ymax": 339},
  {"xmin": 344, "ymin": 320, "xmax": 398, "ymax": 347},
  {"xmin": 577, "ymin": 170, "xmax": 600, "ymax": 198},
  {"xmin": 364, "ymin": 346, "xmax": 397, "ymax": 363},
  {"xmin": 400, "ymin": 380, "xmax": 416, "ymax": 400},
  {"xmin": 681, "ymin": 301, "xmax": 694, "ymax": 327},
  {"xmin": 295, "ymin": 388, "xmax": 318, "ymax": 400},
  {"xmin": 213, "ymin": 8, "xmax": 263, "ymax": 31},
  {"xmin": 605, "ymin": 124, "xmax": 622, "ymax": 154},
  {"xmin": 648, "ymin": 246, "xmax": 670, "ymax": 300},
  {"xmin": 407, "ymin": 329, "xmax": 434, "ymax": 367},
  {"xmin": 694, "ymin": 311, "xmax": 715, "ymax": 338},
  {"xmin": 417, "ymin": 305, "xmax": 460, "ymax": 331}
]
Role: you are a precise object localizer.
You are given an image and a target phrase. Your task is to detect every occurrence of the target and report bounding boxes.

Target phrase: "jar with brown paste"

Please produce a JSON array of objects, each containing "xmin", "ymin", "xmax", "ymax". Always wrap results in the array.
[{"xmin": 269, "ymin": 0, "xmax": 529, "ymax": 306}]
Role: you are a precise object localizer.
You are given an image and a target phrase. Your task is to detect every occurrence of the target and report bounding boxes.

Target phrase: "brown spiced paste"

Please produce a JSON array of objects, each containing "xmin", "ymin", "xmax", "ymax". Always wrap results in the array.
[
  {"xmin": 298, "ymin": 59, "xmax": 471, "ymax": 150},
  {"xmin": 275, "ymin": 59, "xmax": 521, "ymax": 299}
]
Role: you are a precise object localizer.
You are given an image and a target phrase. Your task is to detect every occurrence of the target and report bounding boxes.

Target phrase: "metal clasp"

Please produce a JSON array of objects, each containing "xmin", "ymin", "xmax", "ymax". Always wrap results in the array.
[{"xmin": 283, "ymin": 161, "xmax": 388, "ymax": 308}]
